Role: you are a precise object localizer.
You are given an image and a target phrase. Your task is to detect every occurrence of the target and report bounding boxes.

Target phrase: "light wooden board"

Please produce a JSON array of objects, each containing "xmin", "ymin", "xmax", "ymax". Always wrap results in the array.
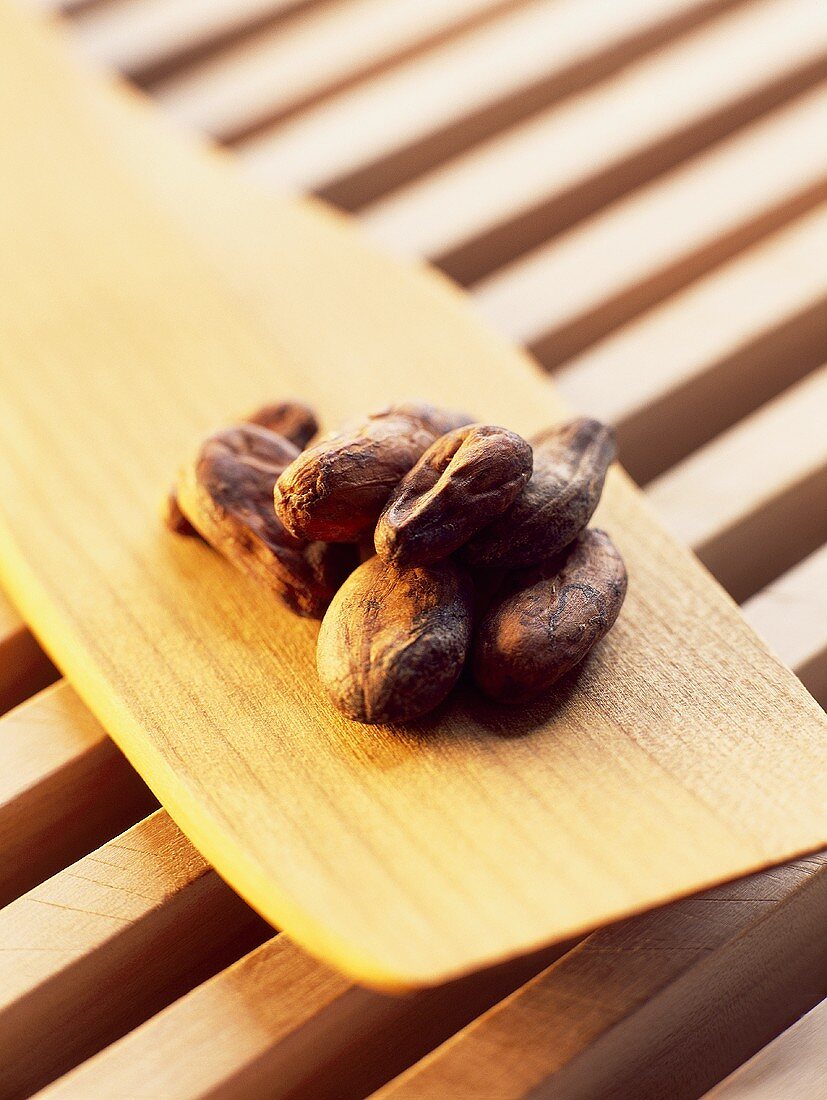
[
  {"xmin": 472, "ymin": 89, "xmax": 827, "ymax": 369},
  {"xmin": 0, "ymin": 4, "xmax": 824, "ymax": 989},
  {"xmin": 0, "ymin": 680, "xmax": 154, "ymax": 906},
  {"xmin": 555, "ymin": 202, "xmax": 827, "ymax": 482},
  {"xmin": 361, "ymin": 0, "xmax": 827, "ymax": 281},
  {"xmin": 153, "ymin": 0, "xmax": 510, "ymax": 140},
  {"xmin": 0, "ymin": 810, "xmax": 266, "ymax": 1098},
  {"xmin": 23, "ymin": 557, "xmax": 827, "ymax": 1097},
  {"xmin": 238, "ymin": 0, "xmax": 738, "ymax": 205},
  {"xmin": 648, "ymin": 365, "xmax": 827, "ymax": 602},
  {"xmin": 706, "ymin": 998, "xmax": 827, "ymax": 1099}
]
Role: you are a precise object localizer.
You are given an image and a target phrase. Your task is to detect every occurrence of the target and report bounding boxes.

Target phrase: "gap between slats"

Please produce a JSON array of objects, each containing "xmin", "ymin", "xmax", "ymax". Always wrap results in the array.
[
  {"xmin": 648, "ymin": 365, "xmax": 827, "ymax": 602},
  {"xmin": 71, "ymin": 0, "xmax": 324, "ymax": 80},
  {"xmin": 553, "ymin": 201, "xmax": 827, "ymax": 483},
  {"xmin": 237, "ymin": 0, "xmax": 747, "ymax": 209},
  {"xmin": 0, "ymin": 681, "xmax": 155, "ymax": 907},
  {"xmin": 471, "ymin": 87, "xmax": 827, "ymax": 373},
  {"xmin": 0, "ymin": 590, "xmax": 57, "ymax": 714},
  {"xmin": 742, "ymin": 545, "xmax": 827, "ymax": 706},
  {"xmin": 359, "ymin": 0, "xmax": 827, "ymax": 283},
  {"xmin": 150, "ymin": 0, "xmax": 521, "ymax": 143},
  {"xmin": 0, "ymin": 810, "xmax": 270, "ymax": 1100}
]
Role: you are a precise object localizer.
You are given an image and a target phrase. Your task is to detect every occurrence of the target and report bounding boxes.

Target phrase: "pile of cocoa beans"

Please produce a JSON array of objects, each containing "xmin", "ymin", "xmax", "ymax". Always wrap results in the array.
[{"xmin": 169, "ymin": 401, "xmax": 627, "ymax": 725}]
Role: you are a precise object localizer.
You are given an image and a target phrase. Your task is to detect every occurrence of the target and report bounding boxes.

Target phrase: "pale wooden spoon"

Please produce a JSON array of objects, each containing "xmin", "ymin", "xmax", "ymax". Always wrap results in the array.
[{"xmin": 0, "ymin": 1, "xmax": 823, "ymax": 989}]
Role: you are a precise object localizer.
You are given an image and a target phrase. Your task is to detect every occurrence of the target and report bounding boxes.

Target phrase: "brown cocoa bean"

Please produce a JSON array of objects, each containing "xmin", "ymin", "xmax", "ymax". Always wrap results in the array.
[
  {"xmin": 274, "ymin": 402, "xmax": 471, "ymax": 543},
  {"xmin": 166, "ymin": 400, "xmax": 319, "ymax": 537},
  {"xmin": 463, "ymin": 418, "xmax": 615, "ymax": 569},
  {"xmin": 472, "ymin": 528, "xmax": 627, "ymax": 704},
  {"xmin": 375, "ymin": 425, "xmax": 532, "ymax": 566},
  {"xmin": 316, "ymin": 555, "xmax": 474, "ymax": 724},
  {"xmin": 176, "ymin": 424, "xmax": 354, "ymax": 618},
  {"xmin": 244, "ymin": 400, "xmax": 319, "ymax": 450}
]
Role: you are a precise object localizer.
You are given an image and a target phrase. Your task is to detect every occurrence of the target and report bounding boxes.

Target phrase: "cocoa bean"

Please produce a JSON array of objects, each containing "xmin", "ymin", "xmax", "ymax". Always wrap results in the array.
[
  {"xmin": 176, "ymin": 424, "xmax": 354, "ymax": 618},
  {"xmin": 244, "ymin": 400, "xmax": 319, "ymax": 450},
  {"xmin": 274, "ymin": 402, "xmax": 471, "ymax": 543},
  {"xmin": 463, "ymin": 418, "xmax": 615, "ymax": 569},
  {"xmin": 472, "ymin": 528, "xmax": 627, "ymax": 704},
  {"xmin": 375, "ymin": 425, "xmax": 532, "ymax": 566},
  {"xmin": 316, "ymin": 555, "xmax": 474, "ymax": 723},
  {"xmin": 166, "ymin": 400, "xmax": 319, "ymax": 537}
]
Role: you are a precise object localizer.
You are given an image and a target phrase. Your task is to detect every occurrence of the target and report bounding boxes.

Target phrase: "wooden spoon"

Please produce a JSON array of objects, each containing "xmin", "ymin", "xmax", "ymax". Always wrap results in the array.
[{"xmin": 0, "ymin": 1, "xmax": 823, "ymax": 988}]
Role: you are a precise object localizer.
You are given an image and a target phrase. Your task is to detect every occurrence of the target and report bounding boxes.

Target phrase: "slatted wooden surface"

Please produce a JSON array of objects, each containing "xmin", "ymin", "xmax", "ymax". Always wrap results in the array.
[{"xmin": 3, "ymin": 0, "xmax": 826, "ymax": 1095}]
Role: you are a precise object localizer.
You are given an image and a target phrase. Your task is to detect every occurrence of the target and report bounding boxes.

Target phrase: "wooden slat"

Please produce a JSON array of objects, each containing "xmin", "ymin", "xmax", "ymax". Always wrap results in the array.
[
  {"xmin": 152, "ymin": 0, "xmax": 512, "ymax": 141},
  {"xmin": 0, "ymin": 810, "xmax": 267, "ymax": 1099},
  {"xmin": 472, "ymin": 86, "xmax": 827, "ymax": 370},
  {"xmin": 361, "ymin": 0, "xmax": 827, "ymax": 282},
  {"xmin": 647, "ymin": 366, "xmax": 827, "ymax": 602},
  {"xmin": 42, "ymin": 606, "xmax": 827, "ymax": 1098},
  {"xmin": 72, "ymin": 0, "xmax": 309, "ymax": 77},
  {"xmin": 238, "ymin": 0, "xmax": 741, "ymax": 208},
  {"xmin": 43, "ymin": 931, "xmax": 569, "ymax": 1099},
  {"xmin": 742, "ymin": 545, "xmax": 827, "ymax": 706},
  {"xmin": 0, "ymin": 680, "xmax": 154, "ymax": 907},
  {"xmin": 706, "ymin": 998, "xmax": 827, "ymax": 1098},
  {"xmin": 377, "ymin": 854, "xmax": 827, "ymax": 1099},
  {"xmin": 552, "ymin": 202, "xmax": 827, "ymax": 482},
  {"xmin": 0, "ymin": 589, "xmax": 56, "ymax": 714}
]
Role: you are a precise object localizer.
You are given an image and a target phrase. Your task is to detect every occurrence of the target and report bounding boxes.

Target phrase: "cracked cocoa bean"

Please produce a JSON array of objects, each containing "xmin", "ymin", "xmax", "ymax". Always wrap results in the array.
[
  {"xmin": 472, "ymin": 529, "xmax": 627, "ymax": 704},
  {"xmin": 463, "ymin": 418, "xmax": 615, "ymax": 569},
  {"xmin": 176, "ymin": 424, "xmax": 354, "ymax": 618},
  {"xmin": 274, "ymin": 402, "xmax": 472, "ymax": 543},
  {"xmin": 375, "ymin": 424, "xmax": 532, "ymax": 566},
  {"xmin": 316, "ymin": 555, "xmax": 474, "ymax": 724}
]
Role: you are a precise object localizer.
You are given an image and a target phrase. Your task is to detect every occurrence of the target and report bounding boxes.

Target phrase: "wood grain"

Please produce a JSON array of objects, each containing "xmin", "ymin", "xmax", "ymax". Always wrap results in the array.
[
  {"xmin": 0, "ymin": 680, "xmax": 154, "ymax": 906},
  {"xmin": 648, "ymin": 365, "xmax": 827, "ymax": 602},
  {"xmin": 0, "ymin": 4, "xmax": 823, "ymax": 989},
  {"xmin": 42, "ymin": 929, "xmax": 571, "ymax": 1099},
  {"xmin": 378, "ymin": 853, "xmax": 827, "ymax": 1099},
  {"xmin": 0, "ymin": 810, "xmax": 266, "ymax": 1099},
  {"xmin": 473, "ymin": 89, "xmax": 827, "ymax": 370},
  {"xmin": 707, "ymin": 998, "xmax": 827, "ymax": 1098},
  {"xmin": 238, "ymin": 0, "xmax": 741, "ymax": 207},
  {"xmin": 361, "ymin": 0, "xmax": 827, "ymax": 282},
  {"xmin": 27, "ymin": 558, "xmax": 827, "ymax": 1097}
]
